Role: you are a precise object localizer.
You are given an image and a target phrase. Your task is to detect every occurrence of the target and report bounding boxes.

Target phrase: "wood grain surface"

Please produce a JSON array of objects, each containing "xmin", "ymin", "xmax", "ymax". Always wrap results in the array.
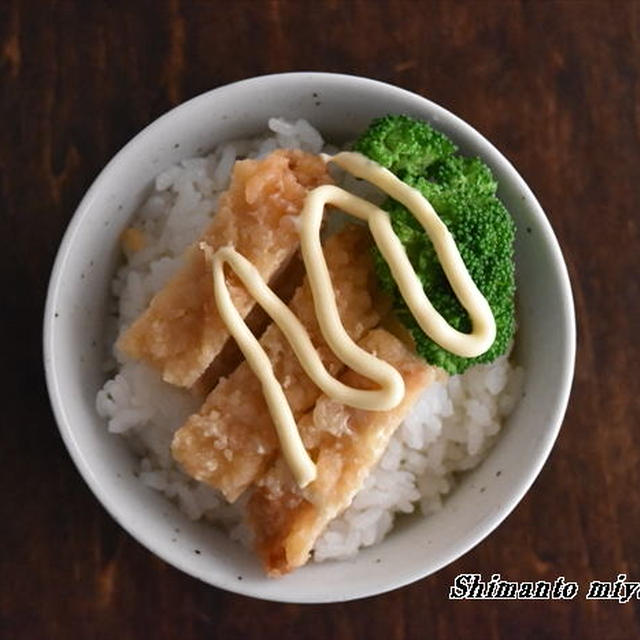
[{"xmin": 2, "ymin": 0, "xmax": 639, "ymax": 638}]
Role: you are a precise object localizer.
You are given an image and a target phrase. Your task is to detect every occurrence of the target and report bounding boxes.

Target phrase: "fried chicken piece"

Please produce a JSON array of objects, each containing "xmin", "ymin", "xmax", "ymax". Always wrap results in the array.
[
  {"xmin": 118, "ymin": 149, "xmax": 332, "ymax": 388},
  {"xmin": 248, "ymin": 328, "xmax": 435, "ymax": 576},
  {"xmin": 171, "ymin": 226, "xmax": 383, "ymax": 501}
]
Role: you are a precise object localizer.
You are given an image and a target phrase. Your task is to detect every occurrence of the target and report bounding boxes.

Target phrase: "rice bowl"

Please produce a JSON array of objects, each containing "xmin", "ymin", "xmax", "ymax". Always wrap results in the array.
[
  {"xmin": 95, "ymin": 117, "xmax": 524, "ymax": 566},
  {"xmin": 44, "ymin": 73, "xmax": 575, "ymax": 602}
]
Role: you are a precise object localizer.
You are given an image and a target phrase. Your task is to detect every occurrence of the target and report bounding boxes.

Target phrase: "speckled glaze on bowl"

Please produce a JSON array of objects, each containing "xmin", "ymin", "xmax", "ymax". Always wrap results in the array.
[{"xmin": 43, "ymin": 73, "xmax": 575, "ymax": 602}]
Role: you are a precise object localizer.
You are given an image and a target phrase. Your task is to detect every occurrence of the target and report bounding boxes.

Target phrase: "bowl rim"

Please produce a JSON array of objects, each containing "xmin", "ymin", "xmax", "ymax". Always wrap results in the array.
[{"xmin": 43, "ymin": 71, "xmax": 576, "ymax": 602}]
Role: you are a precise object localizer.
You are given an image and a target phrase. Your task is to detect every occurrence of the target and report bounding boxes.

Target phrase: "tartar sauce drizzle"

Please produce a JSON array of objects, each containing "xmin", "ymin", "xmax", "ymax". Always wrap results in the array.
[{"xmin": 204, "ymin": 151, "xmax": 496, "ymax": 488}]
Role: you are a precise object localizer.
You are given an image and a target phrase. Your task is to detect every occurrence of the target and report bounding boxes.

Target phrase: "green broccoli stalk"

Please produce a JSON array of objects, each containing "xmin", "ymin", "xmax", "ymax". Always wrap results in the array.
[{"xmin": 354, "ymin": 115, "xmax": 516, "ymax": 375}]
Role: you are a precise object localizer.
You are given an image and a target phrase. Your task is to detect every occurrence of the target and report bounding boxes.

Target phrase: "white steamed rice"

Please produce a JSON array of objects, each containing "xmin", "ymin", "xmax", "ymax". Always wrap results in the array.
[{"xmin": 96, "ymin": 118, "xmax": 523, "ymax": 562}]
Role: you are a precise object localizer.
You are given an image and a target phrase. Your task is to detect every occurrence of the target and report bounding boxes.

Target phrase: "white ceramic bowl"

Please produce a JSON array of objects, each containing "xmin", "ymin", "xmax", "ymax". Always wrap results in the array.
[{"xmin": 44, "ymin": 72, "xmax": 575, "ymax": 602}]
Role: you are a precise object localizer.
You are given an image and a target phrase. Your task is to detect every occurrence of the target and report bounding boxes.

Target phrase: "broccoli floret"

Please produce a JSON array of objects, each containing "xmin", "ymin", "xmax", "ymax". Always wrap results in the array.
[
  {"xmin": 353, "ymin": 115, "xmax": 457, "ymax": 176},
  {"xmin": 426, "ymin": 155, "xmax": 497, "ymax": 200},
  {"xmin": 355, "ymin": 115, "xmax": 516, "ymax": 375}
]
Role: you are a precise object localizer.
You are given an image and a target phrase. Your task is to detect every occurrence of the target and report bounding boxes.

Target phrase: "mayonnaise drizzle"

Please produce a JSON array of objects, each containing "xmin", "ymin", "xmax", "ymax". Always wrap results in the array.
[
  {"xmin": 323, "ymin": 152, "xmax": 496, "ymax": 356},
  {"xmin": 203, "ymin": 151, "xmax": 496, "ymax": 488}
]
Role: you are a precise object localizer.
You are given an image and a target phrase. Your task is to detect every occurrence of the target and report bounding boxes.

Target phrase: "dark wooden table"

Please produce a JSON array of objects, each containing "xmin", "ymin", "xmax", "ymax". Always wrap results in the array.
[{"xmin": 3, "ymin": 1, "xmax": 639, "ymax": 638}]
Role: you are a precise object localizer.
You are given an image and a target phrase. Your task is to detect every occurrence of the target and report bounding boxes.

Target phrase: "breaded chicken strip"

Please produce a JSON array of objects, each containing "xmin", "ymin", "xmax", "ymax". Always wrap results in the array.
[
  {"xmin": 247, "ymin": 328, "xmax": 435, "ymax": 576},
  {"xmin": 171, "ymin": 226, "xmax": 382, "ymax": 501},
  {"xmin": 118, "ymin": 150, "xmax": 332, "ymax": 388}
]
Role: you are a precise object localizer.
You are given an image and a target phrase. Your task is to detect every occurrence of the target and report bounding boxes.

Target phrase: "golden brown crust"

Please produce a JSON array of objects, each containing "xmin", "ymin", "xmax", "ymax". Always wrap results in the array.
[
  {"xmin": 171, "ymin": 225, "xmax": 381, "ymax": 501},
  {"xmin": 248, "ymin": 329, "xmax": 436, "ymax": 576},
  {"xmin": 117, "ymin": 149, "xmax": 332, "ymax": 388}
]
